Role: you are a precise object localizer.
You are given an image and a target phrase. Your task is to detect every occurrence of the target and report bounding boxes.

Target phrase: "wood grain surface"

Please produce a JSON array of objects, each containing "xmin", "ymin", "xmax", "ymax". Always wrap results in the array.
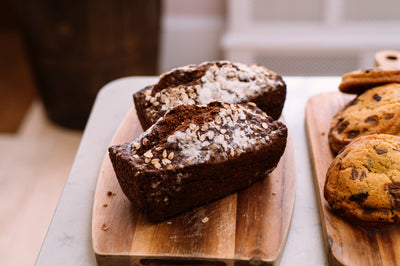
[
  {"xmin": 306, "ymin": 91, "xmax": 400, "ymax": 266},
  {"xmin": 92, "ymin": 107, "xmax": 296, "ymax": 266}
]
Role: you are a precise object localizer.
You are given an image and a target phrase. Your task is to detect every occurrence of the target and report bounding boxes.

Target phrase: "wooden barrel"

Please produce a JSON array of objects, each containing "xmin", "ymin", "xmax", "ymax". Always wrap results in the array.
[{"xmin": 14, "ymin": 0, "xmax": 161, "ymax": 129}]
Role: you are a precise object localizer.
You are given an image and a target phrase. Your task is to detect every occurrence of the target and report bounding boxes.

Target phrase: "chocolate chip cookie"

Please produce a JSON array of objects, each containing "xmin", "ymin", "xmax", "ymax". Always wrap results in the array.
[
  {"xmin": 329, "ymin": 83, "xmax": 400, "ymax": 154},
  {"xmin": 324, "ymin": 134, "xmax": 400, "ymax": 225},
  {"xmin": 339, "ymin": 66, "xmax": 400, "ymax": 94}
]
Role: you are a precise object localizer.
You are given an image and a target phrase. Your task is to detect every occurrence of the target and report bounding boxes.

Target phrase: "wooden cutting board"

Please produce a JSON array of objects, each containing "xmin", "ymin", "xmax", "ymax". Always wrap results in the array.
[
  {"xmin": 92, "ymin": 106, "xmax": 296, "ymax": 266},
  {"xmin": 305, "ymin": 91, "xmax": 400, "ymax": 266}
]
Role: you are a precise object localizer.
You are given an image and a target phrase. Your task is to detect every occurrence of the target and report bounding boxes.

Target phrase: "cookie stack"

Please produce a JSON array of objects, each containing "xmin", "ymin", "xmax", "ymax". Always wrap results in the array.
[{"xmin": 325, "ymin": 67, "xmax": 400, "ymax": 225}]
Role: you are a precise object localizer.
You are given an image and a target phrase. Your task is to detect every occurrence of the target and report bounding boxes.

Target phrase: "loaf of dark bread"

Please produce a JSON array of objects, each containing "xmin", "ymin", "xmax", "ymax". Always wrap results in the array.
[
  {"xmin": 134, "ymin": 61, "xmax": 286, "ymax": 130},
  {"xmin": 109, "ymin": 102, "xmax": 287, "ymax": 222}
]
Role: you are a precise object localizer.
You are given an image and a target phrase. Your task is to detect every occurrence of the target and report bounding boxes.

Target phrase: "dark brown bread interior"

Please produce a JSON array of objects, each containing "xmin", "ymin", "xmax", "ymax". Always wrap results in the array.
[{"xmin": 109, "ymin": 102, "xmax": 287, "ymax": 222}]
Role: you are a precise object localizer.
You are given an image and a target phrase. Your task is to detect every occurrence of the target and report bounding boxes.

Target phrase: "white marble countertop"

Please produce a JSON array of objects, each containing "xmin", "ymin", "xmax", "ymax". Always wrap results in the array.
[{"xmin": 35, "ymin": 76, "xmax": 340, "ymax": 266}]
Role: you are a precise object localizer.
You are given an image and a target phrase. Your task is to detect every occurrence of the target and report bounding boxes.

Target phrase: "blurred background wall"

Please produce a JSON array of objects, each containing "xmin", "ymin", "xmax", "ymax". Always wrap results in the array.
[
  {"xmin": 1, "ymin": 0, "xmax": 400, "ymax": 130},
  {"xmin": 162, "ymin": 0, "xmax": 400, "ymax": 75},
  {"xmin": 159, "ymin": 0, "xmax": 226, "ymax": 72}
]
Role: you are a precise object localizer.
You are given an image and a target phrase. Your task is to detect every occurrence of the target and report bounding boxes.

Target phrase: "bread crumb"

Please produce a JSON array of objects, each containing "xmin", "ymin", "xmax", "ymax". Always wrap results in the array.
[
  {"xmin": 103, "ymin": 204, "xmax": 108, "ymax": 207},
  {"xmin": 272, "ymin": 192, "xmax": 276, "ymax": 196},
  {"xmin": 201, "ymin": 217, "xmax": 209, "ymax": 223},
  {"xmin": 107, "ymin": 191, "xmax": 117, "ymax": 197},
  {"xmin": 166, "ymin": 221, "xmax": 172, "ymax": 225},
  {"xmin": 101, "ymin": 223, "xmax": 109, "ymax": 231},
  {"xmin": 321, "ymin": 132, "xmax": 325, "ymax": 136}
]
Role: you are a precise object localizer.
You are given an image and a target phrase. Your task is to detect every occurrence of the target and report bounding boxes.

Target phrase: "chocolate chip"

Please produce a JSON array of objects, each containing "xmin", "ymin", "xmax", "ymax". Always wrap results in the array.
[
  {"xmin": 374, "ymin": 146, "xmax": 388, "ymax": 155},
  {"xmin": 390, "ymin": 183, "xmax": 400, "ymax": 193},
  {"xmin": 364, "ymin": 68, "xmax": 371, "ymax": 74},
  {"xmin": 347, "ymin": 130, "xmax": 359, "ymax": 139},
  {"xmin": 343, "ymin": 99, "xmax": 358, "ymax": 111},
  {"xmin": 360, "ymin": 171, "xmax": 367, "ymax": 181},
  {"xmin": 384, "ymin": 113, "xmax": 394, "ymax": 120},
  {"xmin": 389, "ymin": 183, "xmax": 400, "ymax": 210},
  {"xmin": 373, "ymin": 94, "xmax": 382, "ymax": 101},
  {"xmin": 337, "ymin": 121, "xmax": 349, "ymax": 134},
  {"xmin": 349, "ymin": 192, "xmax": 369, "ymax": 204},
  {"xmin": 350, "ymin": 169, "xmax": 359, "ymax": 180},
  {"xmin": 364, "ymin": 115, "xmax": 379, "ymax": 125},
  {"xmin": 362, "ymin": 207, "xmax": 375, "ymax": 215}
]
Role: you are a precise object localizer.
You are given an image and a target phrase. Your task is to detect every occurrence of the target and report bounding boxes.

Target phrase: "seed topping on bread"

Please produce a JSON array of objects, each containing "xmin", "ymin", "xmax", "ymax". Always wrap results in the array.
[
  {"xmin": 144, "ymin": 61, "xmax": 284, "ymax": 115},
  {"xmin": 127, "ymin": 102, "xmax": 283, "ymax": 170}
]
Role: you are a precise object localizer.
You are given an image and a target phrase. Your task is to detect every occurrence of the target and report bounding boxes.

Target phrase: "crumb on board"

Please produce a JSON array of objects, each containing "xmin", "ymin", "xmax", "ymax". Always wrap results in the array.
[
  {"xmin": 103, "ymin": 204, "xmax": 108, "ymax": 207},
  {"xmin": 107, "ymin": 191, "xmax": 117, "ymax": 197},
  {"xmin": 272, "ymin": 192, "xmax": 276, "ymax": 196},
  {"xmin": 101, "ymin": 223, "xmax": 109, "ymax": 231},
  {"xmin": 321, "ymin": 132, "xmax": 325, "ymax": 136}
]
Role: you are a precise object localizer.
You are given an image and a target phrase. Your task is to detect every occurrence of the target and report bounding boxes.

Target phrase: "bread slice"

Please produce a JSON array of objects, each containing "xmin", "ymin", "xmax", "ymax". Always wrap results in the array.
[
  {"xmin": 134, "ymin": 61, "xmax": 286, "ymax": 130},
  {"xmin": 109, "ymin": 101, "xmax": 287, "ymax": 222}
]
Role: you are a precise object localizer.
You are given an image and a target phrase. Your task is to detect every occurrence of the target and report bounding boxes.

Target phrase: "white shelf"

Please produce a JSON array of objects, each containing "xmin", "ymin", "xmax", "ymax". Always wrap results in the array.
[
  {"xmin": 222, "ymin": 23, "xmax": 400, "ymax": 53},
  {"xmin": 222, "ymin": 0, "xmax": 400, "ymax": 74}
]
